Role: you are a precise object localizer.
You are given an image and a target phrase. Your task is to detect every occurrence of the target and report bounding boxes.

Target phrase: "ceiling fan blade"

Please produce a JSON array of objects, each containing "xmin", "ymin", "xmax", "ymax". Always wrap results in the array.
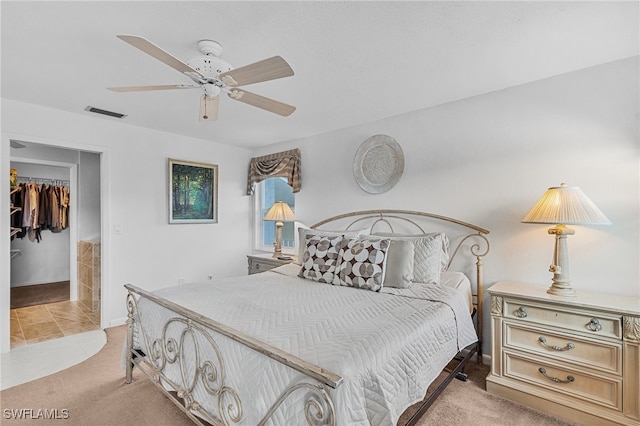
[
  {"xmin": 227, "ymin": 89, "xmax": 295, "ymax": 117},
  {"xmin": 107, "ymin": 84, "xmax": 199, "ymax": 92},
  {"xmin": 219, "ymin": 56, "xmax": 294, "ymax": 87},
  {"xmin": 199, "ymin": 95, "xmax": 219, "ymax": 121},
  {"xmin": 116, "ymin": 35, "xmax": 204, "ymax": 82}
]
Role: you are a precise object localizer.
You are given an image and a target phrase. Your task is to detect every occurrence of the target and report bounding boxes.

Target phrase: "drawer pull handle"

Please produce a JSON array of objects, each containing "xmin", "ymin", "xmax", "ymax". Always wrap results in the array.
[
  {"xmin": 514, "ymin": 307, "xmax": 528, "ymax": 318},
  {"xmin": 586, "ymin": 318, "xmax": 602, "ymax": 332},
  {"xmin": 538, "ymin": 336, "xmax": 575, "ymax": 351},
  {"xmin": 538, "ymin": 367, "xmax": 575, "ymax": 384}
]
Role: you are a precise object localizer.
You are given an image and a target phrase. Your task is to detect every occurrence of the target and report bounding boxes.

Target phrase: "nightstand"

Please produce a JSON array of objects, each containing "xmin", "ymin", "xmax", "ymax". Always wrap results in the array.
[
  {"xmin": 247, "ymin": 254, "xmax": 295, "ymax": 275},
  {"xmin": 486, "ymin": 281, "xmax": 640, "ymax": 426}
]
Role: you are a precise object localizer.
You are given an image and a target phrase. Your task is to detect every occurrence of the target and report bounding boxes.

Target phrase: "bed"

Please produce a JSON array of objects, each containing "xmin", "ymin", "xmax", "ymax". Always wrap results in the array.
[{"xmin": 124, "ymin": 210, "xmax": 490, "ymax": 425}]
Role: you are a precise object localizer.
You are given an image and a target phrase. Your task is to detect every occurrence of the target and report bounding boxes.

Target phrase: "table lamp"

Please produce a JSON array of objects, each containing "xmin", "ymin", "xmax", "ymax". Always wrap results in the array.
[
  {"xmin": 522, "ymin": 183, "xmax": 611, "ymax": 297},
  {"xmin": 264, "ymin": 201, "xmax": 296, "ymax": 258}
]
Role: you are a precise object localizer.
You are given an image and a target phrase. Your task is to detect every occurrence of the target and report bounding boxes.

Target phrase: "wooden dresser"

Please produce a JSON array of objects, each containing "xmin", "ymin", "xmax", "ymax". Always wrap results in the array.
[{"xmin": 487, "ymin": 281, "xmax": 640, "ymax": 425}]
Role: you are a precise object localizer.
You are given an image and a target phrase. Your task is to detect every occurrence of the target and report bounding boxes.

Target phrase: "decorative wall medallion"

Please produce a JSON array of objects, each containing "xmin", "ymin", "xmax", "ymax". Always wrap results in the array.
[{"xmin": 353, "ymin": 135, "xmax": 404, "ymax": 194}]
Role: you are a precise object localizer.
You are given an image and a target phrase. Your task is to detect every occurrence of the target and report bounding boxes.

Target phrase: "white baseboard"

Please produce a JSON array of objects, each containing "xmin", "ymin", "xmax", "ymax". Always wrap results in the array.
[
  {"xmin": 470, "ymin": 352, "xmax": 492, "ymax": 366},
  {"xmin": 108, "ymin": 317, "xmax": 127, "ymax": 328}
]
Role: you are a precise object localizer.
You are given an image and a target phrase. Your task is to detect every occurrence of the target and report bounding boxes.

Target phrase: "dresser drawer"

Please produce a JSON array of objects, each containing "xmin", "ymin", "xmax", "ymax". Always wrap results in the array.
[
  {"xmin": 504, "ymin": 322, "xmax": 622, "ymax": 375},
  {"xmin": 504, "ymin": 299, "xmax": 622, "ymax": 340},
  {"xmin": 504, "ymin": 351, "xmax": 623, "ymax": 411},
  {"xmin": 248, "ymin": 258, "xmax": 272, "ymax": 274},
  {"xmin": 247, "ymin": 255, "xmax": 293, "ymax": 275}
]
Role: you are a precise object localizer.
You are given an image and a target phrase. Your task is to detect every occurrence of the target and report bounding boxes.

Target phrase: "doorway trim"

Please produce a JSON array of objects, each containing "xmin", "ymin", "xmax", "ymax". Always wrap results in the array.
[{"xmin": 1, "ymin": 132, "xmax": 109, "ymax": 353}]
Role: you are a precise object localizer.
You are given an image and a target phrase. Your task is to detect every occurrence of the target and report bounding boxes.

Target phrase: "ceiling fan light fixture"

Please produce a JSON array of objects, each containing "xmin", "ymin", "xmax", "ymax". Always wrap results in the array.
[{"xmin": 203, "ymin": 84, "xmax": 221, "ymax": 98}]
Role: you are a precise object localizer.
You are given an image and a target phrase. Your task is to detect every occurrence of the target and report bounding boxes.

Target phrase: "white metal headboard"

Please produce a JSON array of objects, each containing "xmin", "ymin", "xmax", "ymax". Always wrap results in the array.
[{"xmin": 311, "ymin": 209, "xmax": 490, "ymax": 363}]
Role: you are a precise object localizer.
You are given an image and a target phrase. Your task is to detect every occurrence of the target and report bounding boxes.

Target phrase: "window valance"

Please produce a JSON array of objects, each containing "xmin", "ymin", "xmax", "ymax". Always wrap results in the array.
[{"xmin": 247, "ymin": 148, "xmax": 301, "ymax": 195}]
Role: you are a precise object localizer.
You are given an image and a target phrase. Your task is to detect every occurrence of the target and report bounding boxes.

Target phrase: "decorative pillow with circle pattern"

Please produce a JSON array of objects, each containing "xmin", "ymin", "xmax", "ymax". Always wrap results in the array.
[
  {"xmin": 332, "ymin": 238, "xmax": 391, "ymax": 292},
  {"xmin": 298, "ymin": 234, "xmax": 343, "ymax": 283},
  {"xmin": 295, "ymin": 226, "xmax": 372, "ymax": 265}
]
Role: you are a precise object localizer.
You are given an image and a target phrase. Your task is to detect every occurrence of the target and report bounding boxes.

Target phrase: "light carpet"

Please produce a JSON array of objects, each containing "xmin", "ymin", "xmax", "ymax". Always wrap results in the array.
[{"xmin": 0, "ymin": 326, "xmax": 576, "ymax": 425}]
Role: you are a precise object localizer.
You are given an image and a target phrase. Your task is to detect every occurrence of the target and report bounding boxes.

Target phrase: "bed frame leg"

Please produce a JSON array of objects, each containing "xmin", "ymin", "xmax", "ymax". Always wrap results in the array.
[
  {"xmin": 125, "ymin": 293, "xmax": 134, "ymax": 384},
  {"xmin": 456, "ymin": 372, "xmax": 468, "ymax": 382}
]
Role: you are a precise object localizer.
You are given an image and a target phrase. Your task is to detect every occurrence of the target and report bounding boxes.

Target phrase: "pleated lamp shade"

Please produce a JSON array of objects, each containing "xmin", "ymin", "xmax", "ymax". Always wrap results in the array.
[
  {"xmin": 522, "ymin": 184, "xmax": 611, "ymax": 225},
  {"xmin": 264, "ymin": 201, "xmax": 296, "ymax": 222}
]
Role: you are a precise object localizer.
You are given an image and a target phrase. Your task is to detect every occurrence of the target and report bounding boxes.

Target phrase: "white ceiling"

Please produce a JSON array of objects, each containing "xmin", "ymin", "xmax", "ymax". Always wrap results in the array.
[{"xmin": 2, "ymin": 1, "xmax": 638, "ymax": 149}]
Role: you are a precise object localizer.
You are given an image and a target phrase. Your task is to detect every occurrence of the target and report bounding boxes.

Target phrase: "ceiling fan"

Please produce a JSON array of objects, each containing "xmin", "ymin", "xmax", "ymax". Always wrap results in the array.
[{"xmin": 107, "ymin": 35, "xmax": 295, "ymax": 121}]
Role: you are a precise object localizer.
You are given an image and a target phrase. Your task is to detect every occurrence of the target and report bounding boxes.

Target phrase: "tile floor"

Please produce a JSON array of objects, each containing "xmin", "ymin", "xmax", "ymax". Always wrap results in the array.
[
  {"xmin": 10, "ymin": 300, "xmax": 100, "ymax": 348},
  {"xmin": 3, "ymin": 300, "xmax": 105, "ymax": 390}
]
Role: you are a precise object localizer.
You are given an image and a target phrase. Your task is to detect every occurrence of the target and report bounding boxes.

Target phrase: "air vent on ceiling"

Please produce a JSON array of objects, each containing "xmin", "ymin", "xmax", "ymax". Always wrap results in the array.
[{"xmin": 85, "ymin": 106, "xmax": 127, "ymax": 119}]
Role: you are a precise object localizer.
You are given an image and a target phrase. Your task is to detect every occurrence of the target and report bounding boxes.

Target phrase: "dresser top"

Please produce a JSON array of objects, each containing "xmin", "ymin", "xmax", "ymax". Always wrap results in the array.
[
  {"xmin": 247, "ymin": 253, "xmax": 297, "ymax": 263},
  {"xmin": 489, "ymin": 281, "xmax": 640, "ymax": 316}
]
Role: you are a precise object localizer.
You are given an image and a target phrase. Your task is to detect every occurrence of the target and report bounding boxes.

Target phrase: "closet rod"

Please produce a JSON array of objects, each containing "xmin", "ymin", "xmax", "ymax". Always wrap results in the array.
[{"xmin": 16, "ymin": 176, "xmax": 70, "ymax": 186}]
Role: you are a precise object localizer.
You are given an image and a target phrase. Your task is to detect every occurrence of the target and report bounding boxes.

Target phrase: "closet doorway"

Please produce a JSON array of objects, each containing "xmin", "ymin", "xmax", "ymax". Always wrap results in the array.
[{"xmin": 9, "ymin": 142, "xmax": 101, "ymax": 348}]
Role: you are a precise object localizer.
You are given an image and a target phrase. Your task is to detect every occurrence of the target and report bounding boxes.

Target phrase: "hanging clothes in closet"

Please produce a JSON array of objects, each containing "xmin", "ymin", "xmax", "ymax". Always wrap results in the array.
[{"xmin": 11, "ymin": 180, "xmax": 70, "ymax": 242}]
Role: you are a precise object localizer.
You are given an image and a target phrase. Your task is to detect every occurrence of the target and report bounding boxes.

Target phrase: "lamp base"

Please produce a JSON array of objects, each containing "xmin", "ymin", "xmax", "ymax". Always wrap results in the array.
[
  {"xmin": 546, "ymin": 225, "xmax": 577, "ymax": 297},
  {"xmin": 272, "ymin": 221, "xmax": 283, "ymax": 258},
  {"xmin": 546, "ymin": 282, "xmax": 576, "ymax": 297}
]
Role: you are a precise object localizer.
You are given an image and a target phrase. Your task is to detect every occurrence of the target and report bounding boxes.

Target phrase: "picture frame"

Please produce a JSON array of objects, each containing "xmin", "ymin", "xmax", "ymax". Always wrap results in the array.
[{"xmin": 168, "ymin": 158, "xmax": 218, "ymax": 224}]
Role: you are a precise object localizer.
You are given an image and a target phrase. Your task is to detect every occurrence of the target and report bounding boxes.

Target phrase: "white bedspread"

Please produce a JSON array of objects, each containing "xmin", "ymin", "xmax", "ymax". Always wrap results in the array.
[{"xmin": 131, "ymin": 264, "xmax": 477, "ymax": 425}]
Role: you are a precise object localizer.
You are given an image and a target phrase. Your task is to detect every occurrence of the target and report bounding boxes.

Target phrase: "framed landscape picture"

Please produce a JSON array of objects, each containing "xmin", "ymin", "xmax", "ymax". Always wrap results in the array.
[{"xmin": 169, "ymin": 158, "xmax": 218, "ymax": 224}]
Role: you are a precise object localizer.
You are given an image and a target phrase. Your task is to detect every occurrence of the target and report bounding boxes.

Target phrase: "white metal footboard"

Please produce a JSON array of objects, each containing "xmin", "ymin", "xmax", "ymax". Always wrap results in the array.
[{"xmin": 125, "ymin": 284, "xmax": 343, "ymax": 426}]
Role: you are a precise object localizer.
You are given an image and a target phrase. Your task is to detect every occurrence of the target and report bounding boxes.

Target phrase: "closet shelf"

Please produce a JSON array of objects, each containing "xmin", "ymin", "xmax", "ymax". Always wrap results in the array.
[{"xmin": 10, "ymin": 186, "xmax": 21, "ymax": 240}]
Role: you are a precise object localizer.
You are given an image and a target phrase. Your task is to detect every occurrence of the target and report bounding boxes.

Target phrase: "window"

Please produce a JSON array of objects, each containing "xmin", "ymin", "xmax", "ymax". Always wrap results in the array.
[{"xmin": 256, "ymin": 177, "xmax": 295, "ymax": 252}]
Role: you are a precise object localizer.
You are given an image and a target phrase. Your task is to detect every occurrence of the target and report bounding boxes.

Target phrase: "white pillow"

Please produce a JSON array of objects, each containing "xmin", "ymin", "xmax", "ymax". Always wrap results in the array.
[
  {"xmin": 293, "ymin": 221, "xmax": 310, "ymax": 259},
  {"xmin": 371, "ymin": 232, "xmax": 449, "ymax": 285},
  {"xmin": 296, "ymin": 226, "xmax": 371, "ymax": 264},
  {"xmin": 383, "ymin": 240, "xmax": 414, "ymax": 289}
]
